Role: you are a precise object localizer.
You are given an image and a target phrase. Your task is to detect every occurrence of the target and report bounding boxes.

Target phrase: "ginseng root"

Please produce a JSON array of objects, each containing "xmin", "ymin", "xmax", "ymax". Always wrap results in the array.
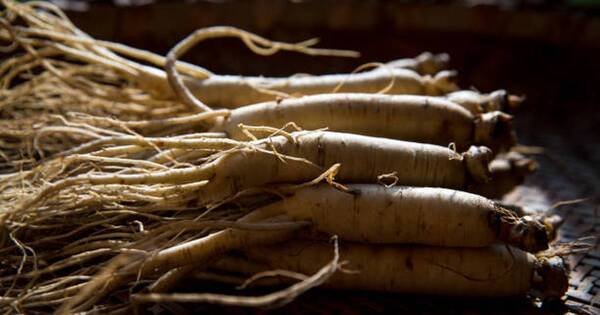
[
  {"xmin": 10, "ymin": 131, "xmax": 493, "ymax": 216},
  {"xmin": 184, "ymin": 69, "xmax": 458, "ymax": 108},
  {"xmin": 240, "ymin": 241, "xmax": 569, "ymax": 299},
  {"xmin": 209, "ymin": 94, "xmax": 516, "ymax": 152},
  {"xmin": 252, "ymin": 184, "xmax": 549, "ymax": 252}
]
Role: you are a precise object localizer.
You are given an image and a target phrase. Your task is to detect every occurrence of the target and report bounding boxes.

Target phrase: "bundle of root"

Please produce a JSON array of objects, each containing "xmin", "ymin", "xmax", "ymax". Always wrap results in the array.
[
  {"xmin": 0, "ymin": 0, "xmax": 584, "ymax": 314},
  {"xmin": 0, "ymin": 0, "xmax": 524, "ymax": 170},
  {"xmin": 0, "ymin": 129, "xmax": 566, "ymax": 313}
]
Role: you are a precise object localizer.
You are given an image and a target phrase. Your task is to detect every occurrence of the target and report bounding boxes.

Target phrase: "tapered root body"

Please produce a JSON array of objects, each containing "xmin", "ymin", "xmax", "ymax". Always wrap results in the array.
[
  {"xmin": 194, "ymin": 131, "xmax": 492, "ymax": 204},
  {"xmin": 258, "ymin": 184, "xmax": 548, "ymax": 252},
  {"xmin": 189, "ymin": 69, "xmax": 458, "ymax": 108},
  {"xmin": 243, "ymin": 241, "xmax": 568, "ymax": 299},
  {"xmin": 211, "ymin": 94, "xmax": 514, "ymax": 151}
]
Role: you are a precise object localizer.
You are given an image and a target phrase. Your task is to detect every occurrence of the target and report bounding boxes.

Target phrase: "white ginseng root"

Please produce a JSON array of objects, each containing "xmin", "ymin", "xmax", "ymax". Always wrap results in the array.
[
  {"xmin": 235, "ymin": 241, "xmax": 569, "ymax": 299},
  {"xmin": 0, "ymin": 2, "xmax": 459, "ymax": 111},
  {"xmin": 252, "ymin": 184, "xmax": 550, "ymax": 252},
  {"xmin": 10, "ymin": 131, "xmax": 494, "ymax": 216},
  {"xmin": 210, "ymin": 94, "xmax": 516, "ymax": 152}
]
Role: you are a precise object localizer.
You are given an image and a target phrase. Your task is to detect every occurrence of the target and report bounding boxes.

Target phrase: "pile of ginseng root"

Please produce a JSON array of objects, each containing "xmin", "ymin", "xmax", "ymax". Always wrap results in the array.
[{"xmin": 0, "ymin": 1, "xmax": 592, "ymax": 314}]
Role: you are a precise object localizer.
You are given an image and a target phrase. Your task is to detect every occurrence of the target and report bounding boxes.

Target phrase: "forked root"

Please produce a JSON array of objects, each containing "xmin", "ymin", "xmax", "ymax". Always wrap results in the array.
[
  {"xmin": 131, "ymin": 237, "xmax": 339, "ymax": 309},
  {"xmin": 165, "ymin": 26, "xmax": 359, "ymax": 111}
]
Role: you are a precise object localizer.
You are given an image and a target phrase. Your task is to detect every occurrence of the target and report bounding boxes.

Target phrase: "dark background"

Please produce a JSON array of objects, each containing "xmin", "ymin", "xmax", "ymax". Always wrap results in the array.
[{"xmin": 44, "ymin": 0, "xmax": 600, "ymax": 313}]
